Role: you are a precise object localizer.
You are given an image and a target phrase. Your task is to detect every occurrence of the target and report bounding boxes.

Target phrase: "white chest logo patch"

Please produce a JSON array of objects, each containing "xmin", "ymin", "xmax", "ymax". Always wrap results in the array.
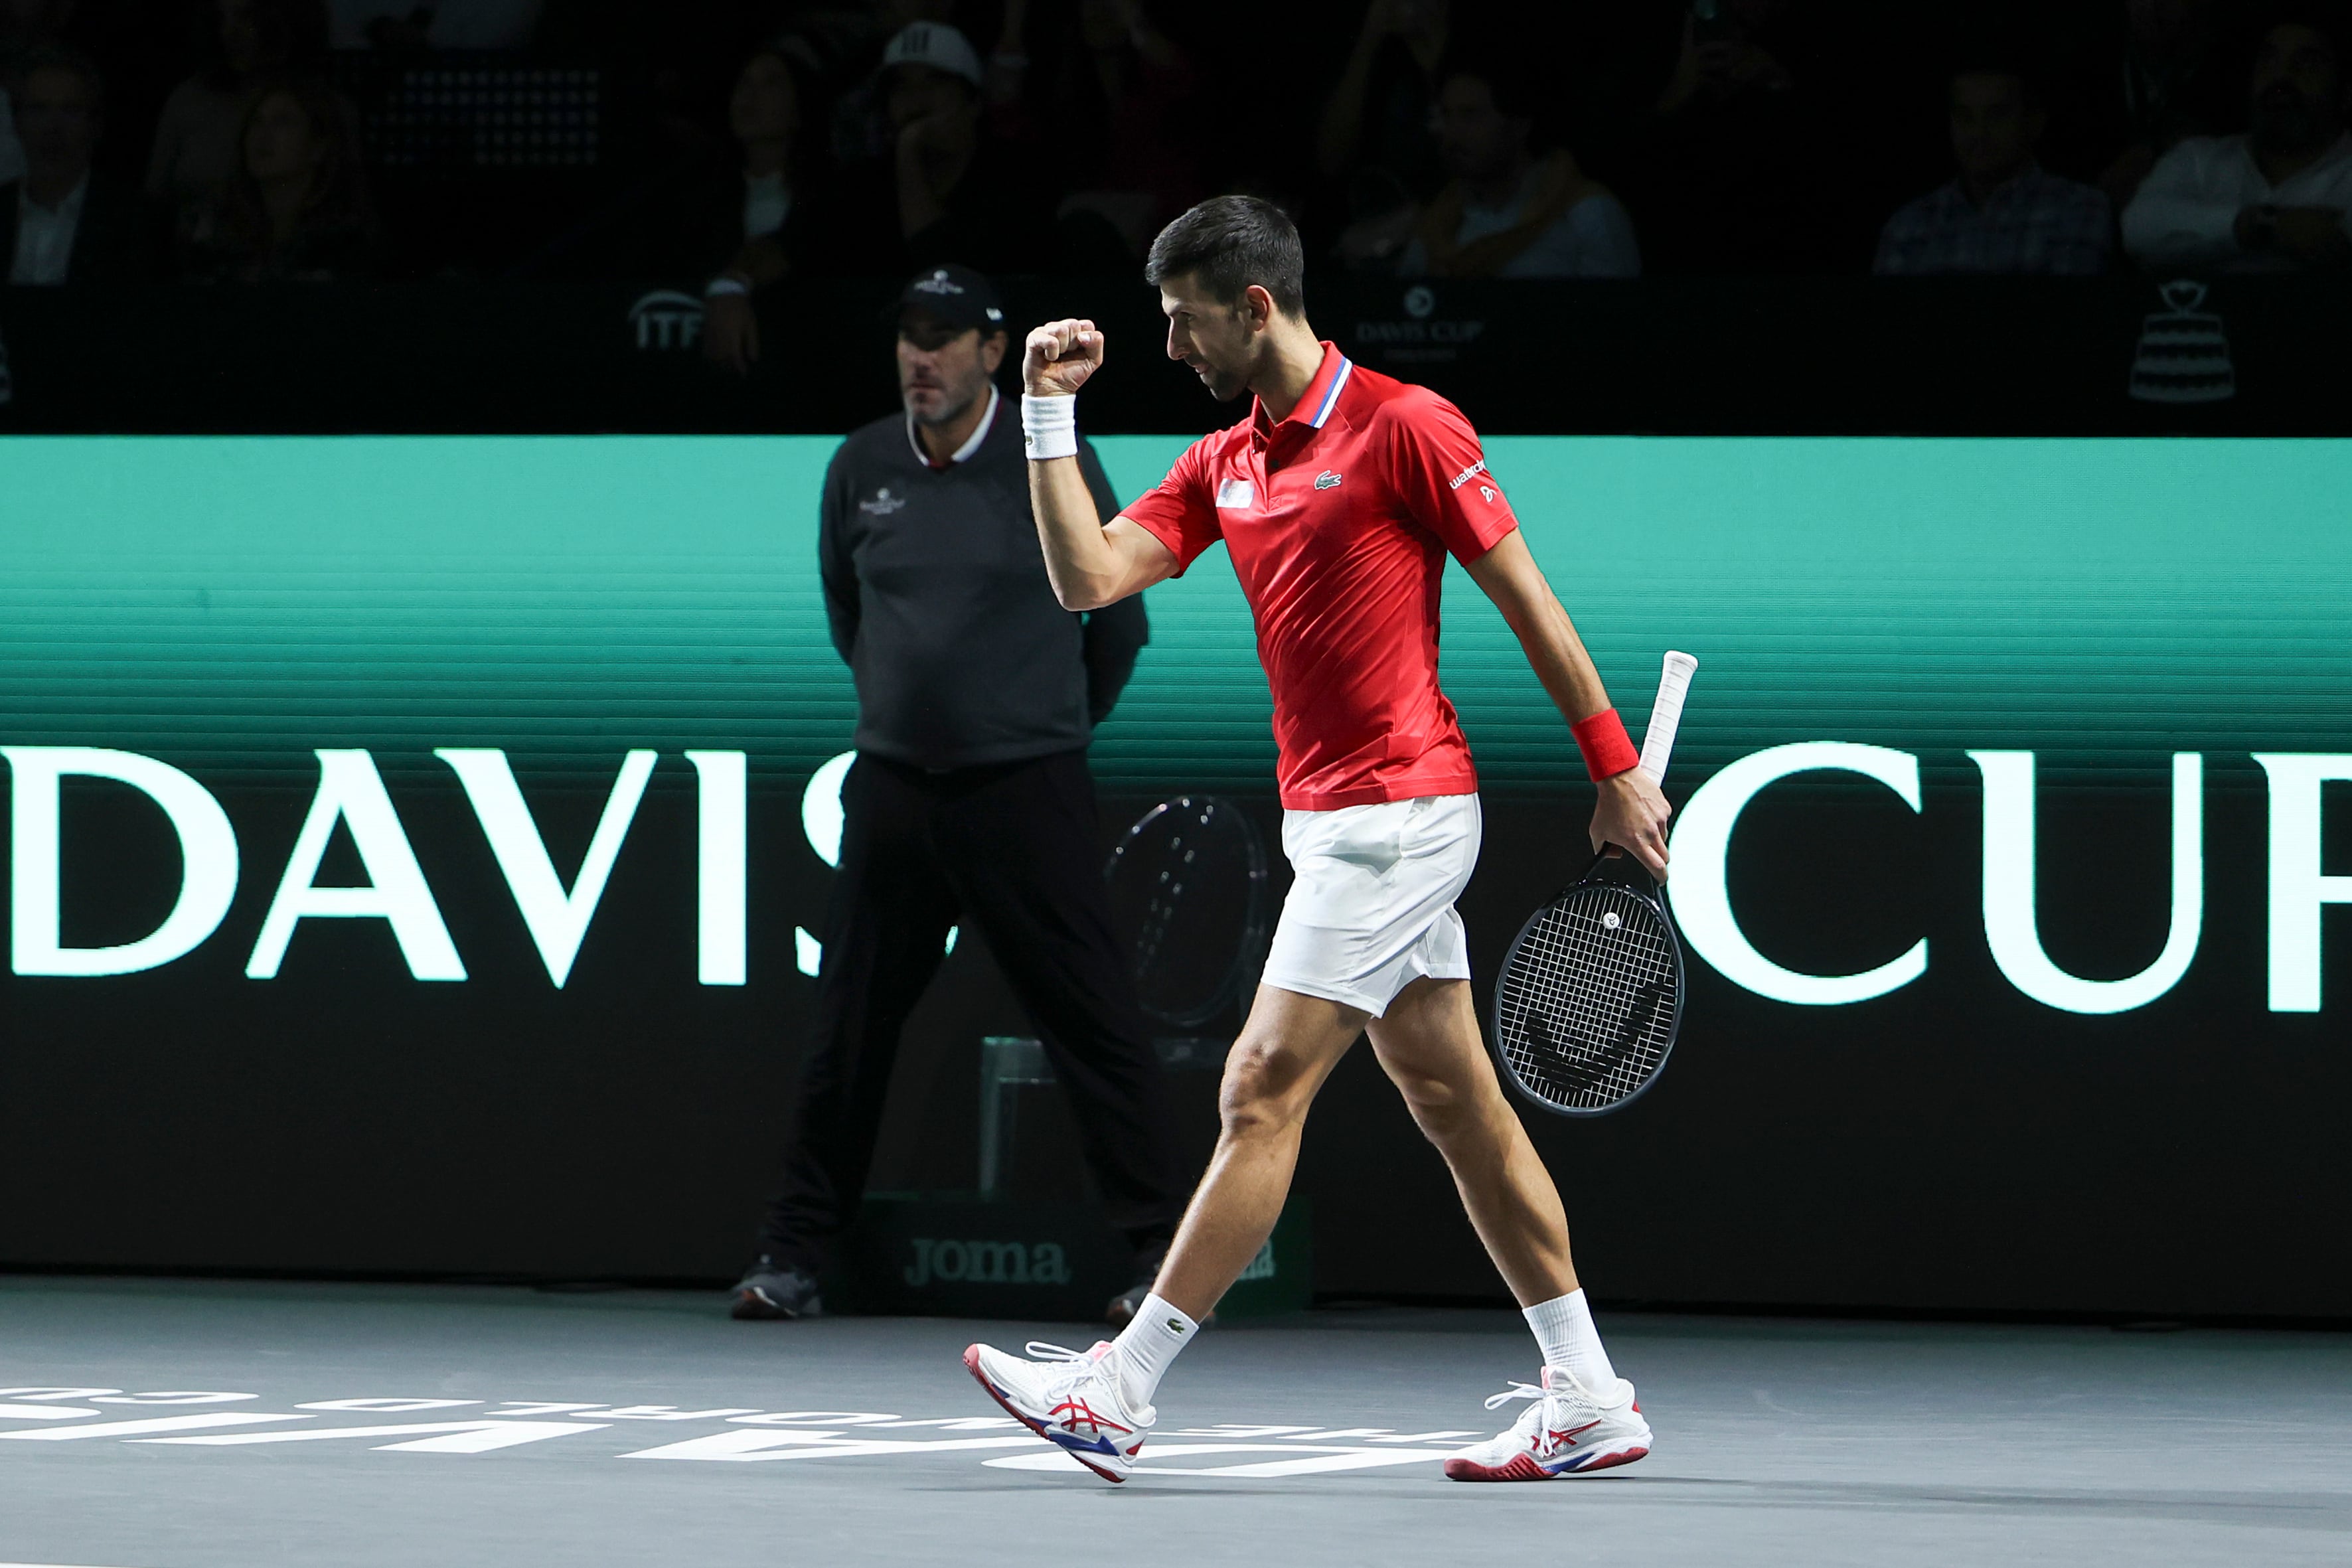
[
  {"xmin": 1314, "ymin": 470, "xmax": 1342, "ymax": 490},
  {"xmin": 859, "ymin": 487, "xmax": 907, "ymax": 515},
  {"xmin": 1215, "ymin": 479, "xmax": 1255, "ymax": 509}
]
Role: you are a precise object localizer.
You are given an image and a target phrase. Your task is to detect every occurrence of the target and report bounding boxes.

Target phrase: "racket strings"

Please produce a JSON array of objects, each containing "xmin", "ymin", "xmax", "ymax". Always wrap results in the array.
[
  {"xmin": 1115, "ymin": 801, "xmax": 1219, "ymax": 989},
  {"xmin": 1107, "ymin": 798, "xmax": 1263, "ymax": 1026},
  {"xmin": 1496, "ymin": 884, "xmax": 1678, "ymax": 1111}
]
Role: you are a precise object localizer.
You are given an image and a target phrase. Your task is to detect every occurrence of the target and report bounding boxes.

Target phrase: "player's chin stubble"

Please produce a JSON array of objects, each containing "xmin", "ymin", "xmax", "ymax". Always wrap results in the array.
[{"xmin": 1196, "ymin": 363, "xmax": 1247, "ymax": 402}]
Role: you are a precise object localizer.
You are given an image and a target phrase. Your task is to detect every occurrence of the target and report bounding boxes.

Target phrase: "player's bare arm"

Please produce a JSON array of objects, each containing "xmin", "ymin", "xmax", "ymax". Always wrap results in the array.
[
  {"xmin": 1021, "ymin": 318, "xmax": 1177, "ymax": 610},
  {"xmin": 1464, "ymin": 532, "xmax": 1673, "ymax": 877}
]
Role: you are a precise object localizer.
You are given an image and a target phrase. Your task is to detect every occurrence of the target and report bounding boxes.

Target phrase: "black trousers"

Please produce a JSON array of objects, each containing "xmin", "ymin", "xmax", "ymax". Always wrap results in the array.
[{"xmin": 761, "ymin": 748, "xmax": 1188, "ymax": 1269}]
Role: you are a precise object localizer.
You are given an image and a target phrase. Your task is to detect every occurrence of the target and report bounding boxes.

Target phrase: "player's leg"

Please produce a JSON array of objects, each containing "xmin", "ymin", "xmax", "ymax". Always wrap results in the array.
[
  {"xmin": 962, "ymin": 981, "xmax": 1364, "ymax": 1482},
  {"xmin": 1364, "ymin": 977, "xmax": 1576, "ymax": 1305},
  {"xmin": 742, "ymin": 756, "xmax": 955, "ymax": 1317},
  {"xmin": 1150, "ymin": 984, "xmax": 1364, "ymax": 1316},
  {"xmin": 1090, "ymin": 795, "xmax": 1450, "ymax": 1377},
  {"xmin": 931, "ymin": 752, "xmax": 1187, "ymax": 1304},
  {"xmin": 1365, "ymin": 976, "xmax": 1652, "ymax": 1478},
  {"xmin": 965, "ymin": 794, "xmax": 1451, "ymax": 1480}
]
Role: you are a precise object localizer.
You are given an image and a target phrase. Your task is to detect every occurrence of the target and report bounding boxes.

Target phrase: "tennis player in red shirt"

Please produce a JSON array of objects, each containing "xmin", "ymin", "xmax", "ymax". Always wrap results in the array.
[{"xmin": 965, "ymin": 196, "xmax": 1673, "ymax": 1484}]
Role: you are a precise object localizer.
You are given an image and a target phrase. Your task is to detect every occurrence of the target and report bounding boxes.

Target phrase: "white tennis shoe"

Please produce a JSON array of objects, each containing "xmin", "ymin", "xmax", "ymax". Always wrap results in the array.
[
  {"xmin": 1443, "ymin": 1365, "xmax": 1652, "ymax": 1480},
  {"xmin": 963, "ymin": 1339, "xmax": 1153, "ymax": 1483}
]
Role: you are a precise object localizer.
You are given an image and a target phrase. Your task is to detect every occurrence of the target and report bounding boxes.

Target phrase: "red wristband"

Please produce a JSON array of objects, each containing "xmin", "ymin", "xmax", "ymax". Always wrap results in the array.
[{"xmin": 1571, "ymin": 708, "xmax": 1640, "ymax": 782}]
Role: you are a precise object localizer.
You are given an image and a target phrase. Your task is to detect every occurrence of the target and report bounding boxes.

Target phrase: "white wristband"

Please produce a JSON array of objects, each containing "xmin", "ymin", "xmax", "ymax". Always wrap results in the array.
[{"xmin": 1022, "ymin": 393, "xmax": 1079, "ymax": 461}]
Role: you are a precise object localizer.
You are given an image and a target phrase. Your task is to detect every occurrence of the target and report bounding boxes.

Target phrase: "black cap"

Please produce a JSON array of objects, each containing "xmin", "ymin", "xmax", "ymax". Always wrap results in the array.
[{"xmin": 896, "ymin": 264, "xmax": 1006, "ymax": 335}]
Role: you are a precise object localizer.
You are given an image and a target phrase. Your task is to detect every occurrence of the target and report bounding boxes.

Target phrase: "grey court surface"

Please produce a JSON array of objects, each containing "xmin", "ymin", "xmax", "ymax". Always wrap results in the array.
[{"xmin": 2, "ymin": 1277, "xmax": 2347, "ymax": 1567}]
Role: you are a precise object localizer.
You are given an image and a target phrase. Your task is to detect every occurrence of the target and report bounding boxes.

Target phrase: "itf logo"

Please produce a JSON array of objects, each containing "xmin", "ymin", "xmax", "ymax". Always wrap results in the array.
[{"xmin": 628, "ymin": 290, "xmax": 705, "ymax": 351}]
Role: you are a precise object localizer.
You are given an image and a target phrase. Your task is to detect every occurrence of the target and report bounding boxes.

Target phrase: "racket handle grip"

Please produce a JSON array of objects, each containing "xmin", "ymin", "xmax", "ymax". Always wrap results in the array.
[{"xmin": 1638, "ymin": 651, "xmax": 1699, "ymax": 786}]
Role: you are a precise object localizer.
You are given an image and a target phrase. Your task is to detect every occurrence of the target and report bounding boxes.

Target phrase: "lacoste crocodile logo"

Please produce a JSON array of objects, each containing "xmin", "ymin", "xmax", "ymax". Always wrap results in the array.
[{"xmin": 1314, "ymin": 471, "xmax": 1342, "ymax": 490}]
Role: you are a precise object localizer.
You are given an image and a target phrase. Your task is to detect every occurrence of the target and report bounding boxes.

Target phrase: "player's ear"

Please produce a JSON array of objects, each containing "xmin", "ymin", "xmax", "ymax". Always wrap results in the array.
[
  {"xmin": 981, "ymin": 330, "xmax": 1008, "ymax": 375},
  {"xmin": 1241, "ymin": 283, "xmax": 1276, "ymax": 335}
]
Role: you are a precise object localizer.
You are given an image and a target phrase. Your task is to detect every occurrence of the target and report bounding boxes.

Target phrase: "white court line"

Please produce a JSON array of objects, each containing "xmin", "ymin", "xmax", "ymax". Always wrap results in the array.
[
  {"xmin": 0, "ymin": 1414, "xmax": 310, "ymax": 1441},
  {"xmin": 623, "ymin": 1432, "xmax": 1044, "ymax": 1462},
  {"xmin": 613, "ymin": 1429, "xmax": 842, "ymax": 1460},
  {"xmin": 0, "ymin": 1405, "xmax": 102, "ymax": 1422},
  {"xmin": 984, "ymin": 1442, "xmax": 1458, "ymax": 1477},
  {"xmin": 139, "ymin": 1420, "xmax": 609, "ymax": 1453},
  {"xmin": 1200, "ymin": 1450, "xmax": 1457, "ymax": 1478},
  {"xmin": 378, "ymin": 1423, "xmax": 607, "ymax": 1454}
]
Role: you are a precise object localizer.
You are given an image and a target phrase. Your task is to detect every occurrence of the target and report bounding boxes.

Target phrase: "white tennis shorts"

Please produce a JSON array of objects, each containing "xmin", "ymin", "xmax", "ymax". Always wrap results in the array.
[{"xmin": 1259, "ymin": 792, "xmax": 1482, "ymax": 1018}]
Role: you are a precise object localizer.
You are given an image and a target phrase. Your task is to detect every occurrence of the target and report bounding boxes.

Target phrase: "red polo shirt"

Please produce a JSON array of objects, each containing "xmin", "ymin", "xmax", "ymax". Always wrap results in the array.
[{"xmin": 1121, "ymin": 343, "xmax": 1520, "ymax": 811}]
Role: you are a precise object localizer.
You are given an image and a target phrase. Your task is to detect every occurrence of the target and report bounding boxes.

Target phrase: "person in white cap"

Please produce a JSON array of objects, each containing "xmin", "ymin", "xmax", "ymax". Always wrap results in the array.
[{"xmin": 870, "ymin": 21, "xmax": 1042, "ymax": 274}]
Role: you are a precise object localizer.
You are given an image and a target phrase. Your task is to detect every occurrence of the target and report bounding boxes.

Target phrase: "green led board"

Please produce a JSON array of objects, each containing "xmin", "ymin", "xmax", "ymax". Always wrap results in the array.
[{"xmin": 3, "ymin": 435, "xmax": 2348, "ymax": 795}]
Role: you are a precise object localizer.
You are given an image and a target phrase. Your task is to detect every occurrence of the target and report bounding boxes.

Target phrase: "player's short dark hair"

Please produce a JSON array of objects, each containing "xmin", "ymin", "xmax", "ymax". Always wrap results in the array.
[{"xmin": 1144, "ymin": 196, "xmax": 1306, "ymax": 318}]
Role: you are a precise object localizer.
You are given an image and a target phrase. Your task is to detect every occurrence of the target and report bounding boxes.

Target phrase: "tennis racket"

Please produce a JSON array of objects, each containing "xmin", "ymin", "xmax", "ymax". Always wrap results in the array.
[
  {"xmin": 1490, "ymin": 651, "xmax": 1699, "ymax": 1117},
  {"xmin": 1104, "ymin": 795, "xmax": 1270, "ymax": 1028}
]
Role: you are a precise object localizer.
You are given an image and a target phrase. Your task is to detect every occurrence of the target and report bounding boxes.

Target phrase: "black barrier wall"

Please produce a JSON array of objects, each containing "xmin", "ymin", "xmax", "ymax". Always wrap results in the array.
[{"xmin": 1, "ymin": 276, "xmax": 2345, "ymax": 435}]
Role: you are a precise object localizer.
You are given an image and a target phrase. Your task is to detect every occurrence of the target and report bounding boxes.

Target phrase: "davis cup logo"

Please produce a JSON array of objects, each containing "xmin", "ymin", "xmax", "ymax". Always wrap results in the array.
[{"xmin": 11, "ymin": 742, "xmax": 2352, "ymax": 1017}]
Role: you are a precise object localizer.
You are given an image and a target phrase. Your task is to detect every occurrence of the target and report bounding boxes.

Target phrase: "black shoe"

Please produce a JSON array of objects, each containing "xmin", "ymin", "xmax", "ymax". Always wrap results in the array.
[
  {"xmin": 1105, "ymin": 1236, "xmax": 1206, "ymax": 1328},
  {"xmin": 730, "ymin": 1255, "xmax": 823, "ymax": 1320},
  {"xmin": 1105, "ymin": 1278, "xmax": 1149, "ymax": 1327},
  {"xmin": 1105, "ymin": 1277, "xmax": 1215, "ymax": 1329}
]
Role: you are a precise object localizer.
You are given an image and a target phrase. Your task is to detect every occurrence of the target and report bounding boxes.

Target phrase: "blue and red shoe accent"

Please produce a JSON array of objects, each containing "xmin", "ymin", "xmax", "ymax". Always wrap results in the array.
[
  {"xmin": 961, "ymin": 1344, "xmax": 1143, "ymax": 1484},
  {"xmin": 1443, "ymin": 1394, "xmax": 1650, "ymax": 1481},
  {"xmin": 1443, "ymin": 1441, "xmax": 1652, "ymax": 1481}
]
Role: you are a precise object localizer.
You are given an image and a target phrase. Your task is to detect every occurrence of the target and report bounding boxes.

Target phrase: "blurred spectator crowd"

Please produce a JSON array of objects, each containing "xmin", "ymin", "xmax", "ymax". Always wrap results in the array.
[{"xmin": 5, "ymin": 0, "xmax": 2352, "ymax": 295}]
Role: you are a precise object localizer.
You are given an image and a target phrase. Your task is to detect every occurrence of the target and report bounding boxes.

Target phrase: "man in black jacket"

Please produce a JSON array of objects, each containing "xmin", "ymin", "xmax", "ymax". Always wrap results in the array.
[
  {"xmin": 1, "ymin": 48, "xmax": 155, "ymax": 285},
  {"xmin": 734, "ymin": 264, "xmax": 1187, "ymax": 1324}
]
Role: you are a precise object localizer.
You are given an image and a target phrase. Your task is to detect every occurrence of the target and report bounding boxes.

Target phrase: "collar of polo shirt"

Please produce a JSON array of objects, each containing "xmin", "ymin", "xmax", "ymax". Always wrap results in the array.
[{"xmin": 1249, "ymin": 343, "xmax": 1354, "ymax": 453}]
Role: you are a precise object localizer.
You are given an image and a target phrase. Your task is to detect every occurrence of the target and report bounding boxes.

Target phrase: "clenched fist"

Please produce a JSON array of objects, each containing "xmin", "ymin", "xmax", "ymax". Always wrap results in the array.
[{"xmin": 1024, "ymin": 319, "xmax": 1105, "ymax": 397}]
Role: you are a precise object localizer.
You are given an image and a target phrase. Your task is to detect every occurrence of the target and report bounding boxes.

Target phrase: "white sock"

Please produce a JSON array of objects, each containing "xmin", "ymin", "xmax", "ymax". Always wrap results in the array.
[
  {"xmin": 1524, "ymin": 1288, "xmax": 1618, "ymax": 1393},
  {"xmin": 1109, "ymin": 1292, "xmax": 1198, "ymax": 1411}
]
